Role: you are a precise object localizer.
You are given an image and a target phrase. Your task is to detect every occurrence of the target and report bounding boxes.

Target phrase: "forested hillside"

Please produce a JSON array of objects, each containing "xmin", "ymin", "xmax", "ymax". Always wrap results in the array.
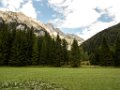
[
  {"xmin": 0, "ymin": 21, "xmax": 80, "ymax": 67},
  {"xmin": 81, "ymin": 23, "xmax": 120, "ymax": 66}
]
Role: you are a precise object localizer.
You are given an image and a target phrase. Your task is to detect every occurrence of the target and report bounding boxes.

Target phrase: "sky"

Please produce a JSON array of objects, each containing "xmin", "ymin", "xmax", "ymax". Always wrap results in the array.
[{"xmin": 0, "ymin": 0, "xmax": 120, "ymax": 40}]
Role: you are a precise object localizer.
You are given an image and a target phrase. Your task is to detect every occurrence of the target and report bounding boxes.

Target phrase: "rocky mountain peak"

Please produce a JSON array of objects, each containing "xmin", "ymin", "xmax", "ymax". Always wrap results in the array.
[{"xmin": 0, "ymin": 10, "xmax": 84, "ymax": 45}]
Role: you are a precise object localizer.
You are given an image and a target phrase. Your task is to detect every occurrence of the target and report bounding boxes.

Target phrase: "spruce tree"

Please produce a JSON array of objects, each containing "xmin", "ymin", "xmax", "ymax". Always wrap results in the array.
[
  {"xmin": 54, "ymin": 34, "xmax": 62, "ymax": 67},
  {"xmin": 32, "ymin": 36, "xmax": 39, "ymax": 65},
  {"xmin": 114, "ymin": 36, "xmax": 120, "ymax": 66},
  {"xmin": 0, "ymin": 24, "xmax": 12, "ymax": 65},
  {"xmin": 70, "ymin": 39, "xmax": 80, "ymax": 67},
  {"xmin": 62, "ymin": 39, "xmax": 69, "ymax": 65},
  {"xmin": 25, "ymin": 28, "xmax": 34, "ymax": 65},
  {"xmin": 45, "ymin": 32, "xmax": 53, "ymax": 65},
  {"xmin": 92, "ymin": 48, "xmax": 101, "ymax": 65},
  {"xmin": 48, "ymin": 39, "xmax": 56, "ymax": 66},
  {"xmin": 37, "ymin": 36, "xmax": 43, "ymax": 65},
  {"xmin": 9, "ymin": 30, "xmax": 27, "ymax": 66},
  {"xmin": 99, "ymin": 37, "xmax": 113, "ymax": 66},
  {"xmin": 39, "ymin": 38, "xmax": 47, "ymax": 65}
]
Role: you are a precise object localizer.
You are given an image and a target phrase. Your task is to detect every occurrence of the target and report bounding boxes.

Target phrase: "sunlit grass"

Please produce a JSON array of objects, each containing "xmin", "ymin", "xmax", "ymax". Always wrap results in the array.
[{"xmin": 0, "ymin": 67, "xmax": 120, "ymax": 90}]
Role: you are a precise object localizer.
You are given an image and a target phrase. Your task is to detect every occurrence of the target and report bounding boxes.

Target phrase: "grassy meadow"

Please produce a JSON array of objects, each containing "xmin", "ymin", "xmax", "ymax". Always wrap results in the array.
[{"xmin": 0, "ymin": 67, "xmax": 120, "ymax": 90}]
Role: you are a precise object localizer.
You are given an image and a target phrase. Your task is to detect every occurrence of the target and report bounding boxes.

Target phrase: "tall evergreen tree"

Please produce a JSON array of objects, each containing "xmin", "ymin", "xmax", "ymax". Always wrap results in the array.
[
  {"xmin": 80, "ymin": 48, "xmax": 89, "ymax": 61},
  {"xmin": 89, "ymin": 49, "xmax": 100, "ymax": 65},
  {"xmin": 114, "ymin": 36, "xmax": 120, "ymax": 66},
  {"xmin": 9, "ymin": 30, "xmax": 27, "ymax": 66},
  {"xmin": 45, "ymin": 32, "xmax": 53, "ymax": 65},
  {"xmin": 0, "ymin": 22, "xmax": 73, "ymax": 67},
  {"xmin": 0, "ymin": 25, "xmax": 12, "ymax": 65},
  {"xmin": 32, "ymin": 36, "xmax": 39, "ymax": 65},
  {"xmin": 62, "ymin": 39, "xmax": 69, "ymax": 65},
  {"xmin": 39, "ymin": 38, "xmax": 47, "ymax": 65},
  {"xmin": 47, "ymin": 39, "xmax": 56, "ymax": 66},
  {"xmin": 99, "ymin": 37, "xmax": 113, "ymax": 66},
  {"xmin": 70, "ymin": 39, "xmax": 80, "ymax": 67},
  {"xmin": 54, "ymin": 34, "xmax": 62, "ymax": 67},
  {"xmin": 25, "ymin": 28, "xmax": 34, "ymax": 65}
]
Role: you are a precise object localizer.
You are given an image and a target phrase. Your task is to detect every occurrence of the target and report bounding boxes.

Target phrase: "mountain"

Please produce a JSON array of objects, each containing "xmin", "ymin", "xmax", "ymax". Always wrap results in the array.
[
  {"xmin": 0, "ymin": 10, "xmax": 84, "ymax": 45},
  {"xmin": 81, "ymin": 23, "xmax": 120, "ymax": 53}
]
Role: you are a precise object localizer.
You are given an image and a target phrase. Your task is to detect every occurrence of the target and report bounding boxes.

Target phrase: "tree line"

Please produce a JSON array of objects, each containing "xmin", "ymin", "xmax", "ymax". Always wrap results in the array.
[
  {"xmin": 87, "ymin": 37, "xmax": 120, "ymax": 67},
  {"xmin": 80, "ymin": 23, "xmax": 120, "ymax": 67},
  {"xmin": 0, "ymin": 22, "xmax": 81, "ymax": 67}
]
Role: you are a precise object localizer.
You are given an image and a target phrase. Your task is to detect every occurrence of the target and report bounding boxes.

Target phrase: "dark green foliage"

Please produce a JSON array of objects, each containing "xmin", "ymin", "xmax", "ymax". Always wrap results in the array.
[
  {"xmin": 32, "ymin": 36, "xmax": 39, "ymax": 65},
  {"xmin": 70, "ymin": 39, "xmax": 80, "ymax": 67},
  {"xmin": 25, "ymin": 28, "xmax": 34, "ymax": 65},
  {"xmin": 39, "ymin": 38, "xmax": 47, "ymax": 65},
  {"xmin": 90, "ymin": 38, "xmax": 113, "ymax": 66},
  {"xmin": 99, "ymin": 38, "xmax": 113, "ymax": 66},
  {"xmin": 47, "ymin": 39, "xmax": 57, "ymax": 66},
  {"xmin": 114, "ymin": 35, "xmax": 120, "ymax": 67},
  {"xmin": 44, "ymin": 33, "xmax": 55, "ymax": 65},
  {"xmin": 62, "ymin": 39, "xmax": 69, "ymax": 65},
  {"xmin": 89, "ymin": 52, "xmax": 96, "ymax": 65},
  {"xmin": 80, "ymin": 48, "xmax": 89, "ymax": 61},
  {"xmin": 81, "ymin": 23, "xmax": 120, "ymax": 54},
  {"xmin": 81, "ymin": 23, "xmax": 120, "ymax": 66},
  {"xmin": 0, "ymin": 22, "xmax": 81, "ymax": 67},
  {"xmin": 9, "ymin": 30, "xmax": 28, "ymax": 66},
  {"xmin": 53, "ymin": 34, "xmax": 62, "ymax": 67},
  {"xmin": 0, "ymin": 28, "xmax": 12, "ymax": 65}
]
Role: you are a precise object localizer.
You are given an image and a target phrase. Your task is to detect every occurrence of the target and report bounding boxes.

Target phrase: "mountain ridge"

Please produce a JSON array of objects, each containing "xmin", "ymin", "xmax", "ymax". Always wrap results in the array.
[
  {"xmin": 81, "ymin": 22, "xmax": 120, "ymax": 53},
  {"xmin": 0, "ymin": 10, "xmax": 84, "ymax": 45}
]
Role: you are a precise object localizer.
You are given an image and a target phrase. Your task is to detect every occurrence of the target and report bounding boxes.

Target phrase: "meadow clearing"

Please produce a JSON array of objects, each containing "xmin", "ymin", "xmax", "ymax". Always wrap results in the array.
[{"xmin": 0, "ymin": 67, "xmax": 120, "ymax": 90}]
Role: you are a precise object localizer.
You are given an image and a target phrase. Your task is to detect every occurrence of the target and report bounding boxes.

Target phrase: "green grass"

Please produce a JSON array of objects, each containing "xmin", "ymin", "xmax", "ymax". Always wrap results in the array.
[{"xmin": 0, "ymin": 67, "xmax": 120, "ymax": 90}]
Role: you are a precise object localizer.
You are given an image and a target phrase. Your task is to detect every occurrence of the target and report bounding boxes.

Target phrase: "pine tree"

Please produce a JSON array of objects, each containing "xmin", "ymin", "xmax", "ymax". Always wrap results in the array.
[
  {"xmin": 0, "ymin": 24, "xmax": 12, "ymax": 65},
  {"xmin": 91, "ymin": 48, "xmax": 101, "ymax": 65},
  {"xmin": 9, "ymin": 30, "xmax": 27, "ymax": 66},
  {"xmin": 44, "ymin": 32, "xmax": 53, "ymax": 65},
  {"xmin": 25, "ymin": 28, "xmax": 34, "ymax": 65},
  {"xmin": 54, "ymin": 34, "xmax": 62, "ymax": 67},
  {"xmin": 114, "ymin": 36, "xmax": 120, "ymax": 67},
  {"xmin": 80, "ymin": 48, "xmax": 89, "ymax": 61},
  {"xmin": 32, "ymin": 36, "xmax": 39, "ymax": 65},
  {"xmin": 70, "ymin": 39, "xmax": 80, "ymax": 67},
  {"xmin": 39, "ymin": 38, "xmax": 47, "ymax": 65},
  {"xmin": 62, "ymin": 39, "xmax": 69, "ymax": 65},
  {"xmin": 47, "ymin": 39, "xmax": 56, "ymax": 66},
  {"xmin": 99, "ymin": 37, "xmax": 113, "ymax": 66}
]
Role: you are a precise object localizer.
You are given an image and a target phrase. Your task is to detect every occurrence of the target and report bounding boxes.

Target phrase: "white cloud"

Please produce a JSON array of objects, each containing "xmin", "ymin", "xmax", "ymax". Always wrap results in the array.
[
  {"xmin": 0, "ymin": 0, "xmax": 24, "ymax": 11},
  {"xmin": 48, "ymin": 0, "xmax": 65, "ymax": 4},
  {"xmin": 19, "ymin": 1, "xmax": 37, "ymax": 19},
  {"xmin": 77, "ymin": 21, "xmax": 117, "ymax": 40},
  {"xmin": 48, "ymin": 0, "xmax": 120, "ymax": 40},
  {"xmin": 0, "ymin": 0, "xmax": 37, "ymax": 19},
  {"xmin": 35, "ymin": 0, "xmax": 42, "ymax": 2},
  {"xmin": 1, "ymin": 0, "xmax": 120, "ymax": 40}
]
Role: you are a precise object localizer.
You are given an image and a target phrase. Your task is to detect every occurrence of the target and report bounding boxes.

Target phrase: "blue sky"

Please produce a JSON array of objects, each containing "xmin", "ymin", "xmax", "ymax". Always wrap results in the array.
[
  {"xmin": 32, "ymin": 0, "xmax": 55, "ymax": 23},
  {"xmin": 0, "ymin": 0, "xmax": 120, "ymax": 40}
]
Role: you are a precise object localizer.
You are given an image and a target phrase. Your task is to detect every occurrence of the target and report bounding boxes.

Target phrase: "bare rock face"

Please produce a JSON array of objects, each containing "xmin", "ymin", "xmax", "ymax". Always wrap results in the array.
[
  {"xmin": 45, "ymin": 23, "xmax": 84, "ymax": 45},
  {"xmin": 0, "ymin": 10, "xmax": 84, "ymax": 45}
]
